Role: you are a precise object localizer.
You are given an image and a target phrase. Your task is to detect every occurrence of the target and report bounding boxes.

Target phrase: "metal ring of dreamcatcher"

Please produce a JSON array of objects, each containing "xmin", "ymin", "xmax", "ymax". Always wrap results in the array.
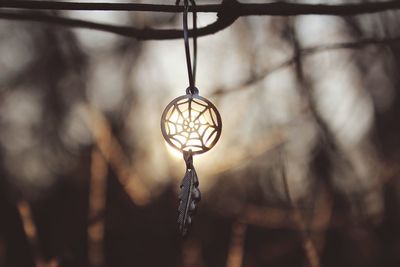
[{"xmin": 161, "ymin": 94, "xmax": 222, "ymax": 155}]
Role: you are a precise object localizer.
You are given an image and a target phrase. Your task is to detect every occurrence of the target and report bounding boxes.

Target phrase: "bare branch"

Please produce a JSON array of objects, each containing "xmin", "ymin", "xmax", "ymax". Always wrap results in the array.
[
  {"xmin": 210, "ymin": 35, "xmax": 400, "ymax": 97},
  {"xmin": 0, "ymin": 1, "xmax": 220, "ymax": 13},
  {"xmin": 80, "ymin": 104, "xmax": 151, "ymax": 206},
  {"xmin": 88, "ymin": 148, "xmax": 107, "ymax": 267},
  {"xmin": 1, "ymin": 0, "xmax": 400, "ymax": 15},
  {"xmin": 0, "ymin": 10, "xmax": 235, "ymax": 40},
  {"xmin": 226, "ymin": 222, "xmax": 247, "ymax": 267},
  {"xmin": 239, "ymin": 0, "xmax": 400, "ymax": 16},
  {"xmin": 0, "ymin": 1, "xmax": 400, "ymax": 40}
]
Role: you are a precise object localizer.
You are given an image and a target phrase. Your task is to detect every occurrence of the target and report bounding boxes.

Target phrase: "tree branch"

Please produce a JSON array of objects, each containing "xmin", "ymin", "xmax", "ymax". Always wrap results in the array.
[
  {"xmin": 0, "ymin": 1, "xmax": 400, "ymax": 40},
  {"xmin": 0, "ymin": 1, "xmax": 220, "ymax": 13},
  {"xmin": 239, "ymin": 0, "xmax": 400, "ymax": 16},
  {"xmin": 210, "ymin": 35, "xmax": 400, "ymax": 97},
  {"xmin": 1, "ymin": 0, "xmax": 400, "ymax": 15},
  {"xmin": 0, "ymin": 10, "xmax": 235, "ymax": 40}
]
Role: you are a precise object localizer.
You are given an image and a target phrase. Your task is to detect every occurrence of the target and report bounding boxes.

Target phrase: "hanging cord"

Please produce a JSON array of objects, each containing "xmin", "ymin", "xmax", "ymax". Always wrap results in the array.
[
  {"xmin": 190, "ymin": 0, "xmax": 197, "ymax": 87},
  {"xmin": 182, "ymin": 0, "xmax": 198, "ymax": 95}
]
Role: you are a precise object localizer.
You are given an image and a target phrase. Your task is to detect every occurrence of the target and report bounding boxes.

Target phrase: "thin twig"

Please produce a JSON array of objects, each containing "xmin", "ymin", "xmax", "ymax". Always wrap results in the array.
[
  {"xmin": 88, "ymin": 148, "xmax": 108, "ymax": 267},
  {"xmin": 280, "ymin": 154, "xmax": 320, "ymax": 267},
  {"xmin": 0, "ymin": 10, "xmax": 235, "ymax": 40},
  {"xmin": 17, "ymin": 200, "xmax": 45, "ymax": 267},
  {"xmin": 210, "ymin": 35, "xmax": 400, "ymax": 97},
  {"xmin": 301, "ymin": 35, "xmax": 400, "ymax": 54},
  {"xmin": 285, "ymin": 18, "xmax": 324, "ymax": 267},
  {"xmin": 226, "ymin": 222, "xmax": 247, "ymax": 267},
  {"xmin": 181, "ymin": 239, "xmax": 205, "ymax": 267},
  {"xmin": 17, "ymin": 200, "xmax": 59, "ymax": 267},
  {"xmin": 80, "ymin": 104, "xmax": 151, "ymax": 206}
]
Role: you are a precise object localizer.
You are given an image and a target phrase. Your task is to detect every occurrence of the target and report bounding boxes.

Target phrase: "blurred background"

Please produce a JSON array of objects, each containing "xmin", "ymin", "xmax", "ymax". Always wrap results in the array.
[{"xmin": 1, "ymin": 0, "xmax": 400, "ymax": 266}]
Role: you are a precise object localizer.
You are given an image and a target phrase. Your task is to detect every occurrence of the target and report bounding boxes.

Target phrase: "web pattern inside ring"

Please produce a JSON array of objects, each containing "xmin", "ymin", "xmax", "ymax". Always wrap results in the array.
[{"xmin": 163, "ymin": 97, "xmax": 220, "ymax": 153}]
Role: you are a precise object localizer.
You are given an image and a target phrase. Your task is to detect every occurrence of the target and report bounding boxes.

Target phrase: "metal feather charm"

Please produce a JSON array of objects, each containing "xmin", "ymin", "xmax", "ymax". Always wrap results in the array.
[{"xmin": 178, "ymin": 151, "xmax": 201, "ymax": 236}]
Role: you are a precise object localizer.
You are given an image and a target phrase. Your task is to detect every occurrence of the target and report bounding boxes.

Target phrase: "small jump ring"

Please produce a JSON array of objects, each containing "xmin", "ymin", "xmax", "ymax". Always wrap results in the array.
[{"xmin": 186, "ymin": 86, "xmax": 199, "ymax": 95}]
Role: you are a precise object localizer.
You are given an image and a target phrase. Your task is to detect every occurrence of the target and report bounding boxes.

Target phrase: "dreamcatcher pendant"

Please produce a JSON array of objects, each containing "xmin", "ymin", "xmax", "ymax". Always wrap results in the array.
[
  {"xmin": 161, "ymin": 92, "xmax": 222, "ymax": 235},
  {"xmin": 160, "ymin": 0, "xmax": 222, "ymax": 236}
]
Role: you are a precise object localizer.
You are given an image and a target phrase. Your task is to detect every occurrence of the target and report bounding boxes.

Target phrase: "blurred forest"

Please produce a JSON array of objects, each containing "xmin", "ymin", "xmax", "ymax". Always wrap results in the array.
[{"xmin": 1, "ymin": 0, "xmax": 400, "ymax": 267}]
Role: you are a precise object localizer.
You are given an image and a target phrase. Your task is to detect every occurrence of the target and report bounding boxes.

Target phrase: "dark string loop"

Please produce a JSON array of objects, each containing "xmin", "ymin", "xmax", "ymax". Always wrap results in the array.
[
  {"xmin": 190, "ymin": 0, "xmax": 197, "ymax": 86},
  {"xmin": 182, "ymin": 0, "xmax": 198, "ymax": 95}
]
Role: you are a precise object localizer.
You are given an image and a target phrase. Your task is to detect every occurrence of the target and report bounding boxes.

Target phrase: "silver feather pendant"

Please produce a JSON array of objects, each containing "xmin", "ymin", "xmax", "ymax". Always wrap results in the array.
[{"xmin": 178, "ymin": 151, "xmax": 201, "ymax": 236}]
